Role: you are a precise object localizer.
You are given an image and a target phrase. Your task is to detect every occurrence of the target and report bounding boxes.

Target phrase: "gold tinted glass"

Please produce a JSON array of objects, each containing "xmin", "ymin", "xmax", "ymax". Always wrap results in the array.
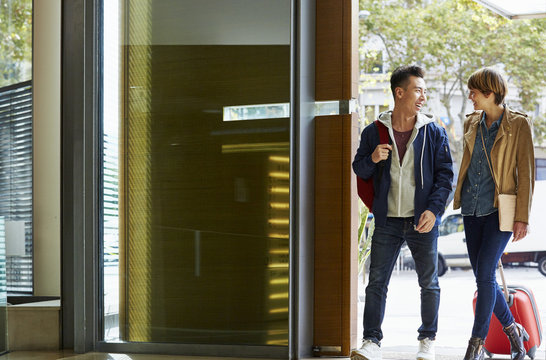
[{"xmin": 102, "ymin": 0, "xmax": 290, "ymax": 346}]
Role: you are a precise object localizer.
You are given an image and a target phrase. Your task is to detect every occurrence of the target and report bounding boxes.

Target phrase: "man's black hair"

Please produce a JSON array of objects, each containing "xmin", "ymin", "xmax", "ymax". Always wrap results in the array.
[{"xmin": 390, "ymin": 65, "xmax": 425, "ymax": 97}]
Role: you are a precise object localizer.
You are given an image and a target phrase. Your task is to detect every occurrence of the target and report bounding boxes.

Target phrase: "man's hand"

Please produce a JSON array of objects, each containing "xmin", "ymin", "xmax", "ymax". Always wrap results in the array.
[
  {"xmin": 512, "ymin": 221, "xmax": 528, "ymax": 242},
  {"xmin": 416, "ymin": 210, "xmax": 436, "ymax": 233},
  {"xmin": 372, "ymin": 144, "xmax": 392, "ymax": 163}
]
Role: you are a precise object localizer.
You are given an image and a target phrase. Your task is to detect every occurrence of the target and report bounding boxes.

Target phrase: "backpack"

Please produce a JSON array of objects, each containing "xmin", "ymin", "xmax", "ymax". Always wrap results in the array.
[{"xmin": 356, "ymin": 120, "xmax": 390, "ymax": 212}]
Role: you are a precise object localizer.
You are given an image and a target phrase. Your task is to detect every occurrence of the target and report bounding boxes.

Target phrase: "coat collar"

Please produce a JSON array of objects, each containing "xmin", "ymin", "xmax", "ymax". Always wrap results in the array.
[{"xmin": 464, "ymin": 105, "xmax": 516, "ymax": 153}]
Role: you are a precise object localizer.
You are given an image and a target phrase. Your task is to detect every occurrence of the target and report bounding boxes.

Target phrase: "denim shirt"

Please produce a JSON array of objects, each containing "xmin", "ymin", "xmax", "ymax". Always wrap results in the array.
[{"xmin": 461, "ymin": 109, "xmax": 504, "ymax": 217}]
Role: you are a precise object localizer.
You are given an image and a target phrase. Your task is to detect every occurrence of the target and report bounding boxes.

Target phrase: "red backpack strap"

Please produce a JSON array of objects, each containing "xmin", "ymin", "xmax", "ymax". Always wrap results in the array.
[
  {"xmin": 374, "ymin": 120, "xmax": 390, "ymax": 144},
  {"xmin": 356, "ymin": 120, "xmax": 390, "ymax": 210}
]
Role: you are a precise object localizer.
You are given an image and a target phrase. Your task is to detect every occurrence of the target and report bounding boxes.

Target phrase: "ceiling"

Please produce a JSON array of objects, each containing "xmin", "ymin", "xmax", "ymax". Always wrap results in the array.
[{"xmin": 474, "ymin": 0, "xmax": 546, "ymax": 19}]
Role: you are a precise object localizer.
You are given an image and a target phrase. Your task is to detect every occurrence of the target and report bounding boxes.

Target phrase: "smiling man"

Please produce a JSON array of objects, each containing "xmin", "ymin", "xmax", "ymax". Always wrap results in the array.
[{"xmin": 351, "ymin": 65, "xmax": 454, "ymax": 360}]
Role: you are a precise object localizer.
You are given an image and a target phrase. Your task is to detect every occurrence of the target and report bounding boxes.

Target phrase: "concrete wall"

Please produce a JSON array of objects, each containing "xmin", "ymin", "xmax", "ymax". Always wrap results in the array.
[
  {"xmin": 149, "ymin": 0, "xmax": 290, "ymax": 45},
  {"xmin": 33, "ymin": 0, "xmax": 61, "ymax": 296}
]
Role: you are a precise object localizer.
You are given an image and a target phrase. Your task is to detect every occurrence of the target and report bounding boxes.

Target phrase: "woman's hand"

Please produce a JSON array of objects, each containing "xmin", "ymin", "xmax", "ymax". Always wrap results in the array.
[{"xmin": 512, "ymin": 221, "xmax": 528, "ymax": 242}]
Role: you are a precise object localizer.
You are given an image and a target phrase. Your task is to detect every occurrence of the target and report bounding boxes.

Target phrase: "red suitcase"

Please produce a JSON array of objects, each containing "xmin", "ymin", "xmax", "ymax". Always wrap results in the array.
[{"xmin": 472, "ymin": 263, "xmax": 543, "ymax": 359}]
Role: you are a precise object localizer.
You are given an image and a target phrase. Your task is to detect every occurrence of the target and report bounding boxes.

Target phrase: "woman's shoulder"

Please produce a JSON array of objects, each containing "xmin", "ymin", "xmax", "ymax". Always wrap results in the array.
[
  {"xmin": 463, "ymin": 110, "xmax": 481, "ymax": 131},
  {"xmin": 506, "ymin": 107, "xmax": 531, "ymax": 128},
  {"xmin": 465, "ymin": 110, "xmax": 482, "ymax": 121},
  {"xmin": 507, "ymin": 108, "xmax": 528, "ymax": 119}
]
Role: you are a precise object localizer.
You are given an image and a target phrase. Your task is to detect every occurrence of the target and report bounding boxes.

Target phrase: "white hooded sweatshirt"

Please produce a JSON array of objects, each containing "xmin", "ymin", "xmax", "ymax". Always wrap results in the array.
[{"xmin": 377, "ymin": 111, "xmax": 436, "ymax": 218}]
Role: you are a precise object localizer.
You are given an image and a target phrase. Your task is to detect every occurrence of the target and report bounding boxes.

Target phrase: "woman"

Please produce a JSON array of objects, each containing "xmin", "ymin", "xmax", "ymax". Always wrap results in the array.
[{"xmin": 453, "ymin": 67, "xmax": 535, "ymax": 360}]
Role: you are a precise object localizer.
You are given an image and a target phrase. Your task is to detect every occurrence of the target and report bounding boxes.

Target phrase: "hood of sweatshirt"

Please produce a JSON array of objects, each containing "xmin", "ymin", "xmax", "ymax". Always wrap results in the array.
[{"xmin": 377, "ymin": 110, "xmax": 435, "ymax": 129}]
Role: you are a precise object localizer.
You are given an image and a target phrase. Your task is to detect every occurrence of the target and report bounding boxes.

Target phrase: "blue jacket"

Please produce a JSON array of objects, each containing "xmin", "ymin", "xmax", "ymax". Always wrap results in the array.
[{"xmin": 352, "ymin": 113, "xmax": 454, "ymax": 227}]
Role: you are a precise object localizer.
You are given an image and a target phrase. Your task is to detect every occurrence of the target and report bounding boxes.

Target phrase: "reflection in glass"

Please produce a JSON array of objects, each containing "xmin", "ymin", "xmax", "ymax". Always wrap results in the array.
[
  {"xmin": 0, "ymin": 0, "xmax": 32, "ymax": 87},
  {"xmin": 223, "ymin": 103, "xmax": 290, "ymax": 122},
  {"xmin": 0, "ymin": 82, "xmax": 33, "ymax": 295},
  {"xmin": 102, "ymin": 0, "xmax": 290, "ymax": 346},
  {"xmin": 0, "ymin": 221, "xmax": 6, "ymax": 353}
]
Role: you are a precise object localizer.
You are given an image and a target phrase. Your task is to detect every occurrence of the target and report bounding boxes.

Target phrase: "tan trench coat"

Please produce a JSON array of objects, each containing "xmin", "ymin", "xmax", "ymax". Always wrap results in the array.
[{"xmin": 453, "ymin": 106, "xmax": 535, "ymax": 224}]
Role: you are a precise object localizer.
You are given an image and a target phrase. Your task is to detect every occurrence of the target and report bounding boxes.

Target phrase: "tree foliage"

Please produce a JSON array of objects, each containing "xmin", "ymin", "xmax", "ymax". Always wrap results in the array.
[
  {"xmin": 0, "ymin": 0, "xmax": 32, "ymax": 87},
  {"xmin": 360, "ymin": 0, "xmax": 546, "ymax": 158}
]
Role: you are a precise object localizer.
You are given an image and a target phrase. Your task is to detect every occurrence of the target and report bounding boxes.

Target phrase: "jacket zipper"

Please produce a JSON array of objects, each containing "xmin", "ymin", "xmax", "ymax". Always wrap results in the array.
[{"xmin": 398, "ymin": 170, "xmax": 402, "ymax": 216}]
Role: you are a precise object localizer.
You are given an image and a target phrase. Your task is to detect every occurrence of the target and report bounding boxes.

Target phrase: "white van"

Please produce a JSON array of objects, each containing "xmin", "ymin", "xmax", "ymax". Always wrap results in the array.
[
  {"xmin": 437, "ymin": 180, "xmax": 546, "ymax": 277},
  {"xmin": 436, "ymin": 204, "xmax": 469, "ymax": 275}
]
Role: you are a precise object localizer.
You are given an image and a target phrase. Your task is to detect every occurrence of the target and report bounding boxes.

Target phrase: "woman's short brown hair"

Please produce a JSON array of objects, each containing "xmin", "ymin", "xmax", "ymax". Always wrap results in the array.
[{"xmin": 467, "ymin": 67, "xmax": 507, "ymax": 105}]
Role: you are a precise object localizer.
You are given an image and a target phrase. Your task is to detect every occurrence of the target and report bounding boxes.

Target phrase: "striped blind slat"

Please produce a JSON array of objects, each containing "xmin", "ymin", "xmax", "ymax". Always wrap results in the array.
[
  {"xmin": 103, "ymin": 133, "xmax": 119, "ymax": 267},
  {"xmin": 0, "ymin": 81, "xmax": 33, "ymax": 295}
]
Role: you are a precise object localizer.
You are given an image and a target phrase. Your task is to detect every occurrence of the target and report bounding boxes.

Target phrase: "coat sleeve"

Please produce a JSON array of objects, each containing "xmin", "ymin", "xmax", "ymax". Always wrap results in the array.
[
  {"xmin": 515, "ymin": 118, "xmax": 535, "ymax": 224},
  {"xmin": 352, "ymin": 124, "xmax": 378, "ymax": 180},
  {"xmin": 427, "ymin": 126, "xmax": 454, "ymax": 217},
  {"xmin": 453, "ymin": 116, "xmax": 475, "ymax": 210}
]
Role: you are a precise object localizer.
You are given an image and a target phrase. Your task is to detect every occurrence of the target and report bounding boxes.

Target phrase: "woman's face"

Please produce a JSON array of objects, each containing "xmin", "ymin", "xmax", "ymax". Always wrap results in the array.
[{"xmin": 468, "ymin": 88, "xmax": 493, "ymax": 110}]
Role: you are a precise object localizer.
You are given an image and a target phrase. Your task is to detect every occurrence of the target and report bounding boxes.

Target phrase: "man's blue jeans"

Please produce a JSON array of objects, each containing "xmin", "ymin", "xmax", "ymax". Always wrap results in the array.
[
  {"xmin": 463, "ymin": 213, "xmax": 514, "ymax": 339},
  {"xmin": 363, "ymin": 217, "xmax": 440, "ymax": 344}
]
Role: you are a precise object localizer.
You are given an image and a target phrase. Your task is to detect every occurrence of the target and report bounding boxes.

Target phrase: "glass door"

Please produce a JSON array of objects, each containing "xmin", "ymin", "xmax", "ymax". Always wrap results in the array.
[
  {"xmin": 0, "ymin": 220, "xmax": 6, "ymax": 354},
  {"xmin": 101, "ymin": 0, "xmax": 291, "ymax": 351}
]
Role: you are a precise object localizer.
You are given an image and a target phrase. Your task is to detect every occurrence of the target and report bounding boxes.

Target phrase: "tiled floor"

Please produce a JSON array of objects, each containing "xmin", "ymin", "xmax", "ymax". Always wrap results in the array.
[
  {"xmin": 0, "ymin": 353, "xmax": 300, "ymax": 360},
  {"xmin": 0, "ymin": 351, "xmax": 471, "ymax": 360},
  {"xmin": 2, "ymin": 352, "xmax": 271, "ymax": 360}
]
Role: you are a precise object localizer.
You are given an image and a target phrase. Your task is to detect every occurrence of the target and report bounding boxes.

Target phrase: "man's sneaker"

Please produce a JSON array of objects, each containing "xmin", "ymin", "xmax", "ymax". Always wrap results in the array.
[
  {"xmin": 416, "ymin": 338, "xmax": 435, "ymax": 360},
  {"xmin": 351, "ymin": 339, "xmax": 382, "ymax": 360}
]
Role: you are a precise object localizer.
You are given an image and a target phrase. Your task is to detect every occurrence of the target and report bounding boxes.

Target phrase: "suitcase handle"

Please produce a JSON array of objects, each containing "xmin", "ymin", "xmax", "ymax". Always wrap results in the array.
[{"xmin": 498, "ymin": 260, "xmax": 510, "ymax": 303}]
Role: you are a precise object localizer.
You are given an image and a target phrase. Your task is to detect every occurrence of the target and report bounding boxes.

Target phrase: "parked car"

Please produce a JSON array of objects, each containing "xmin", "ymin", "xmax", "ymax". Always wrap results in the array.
[
  {"xmin": 400, "ymin": 244, "xmax": 448, "ymax": 277},
  {"xmin": 437, "ymin": 203, "xmax": 470, "ymax": 272},
  {"xmin": 502, "ymin": 180, "xmax": 546, "ymax": 276},
  {"xmin": 437, "ymin": 180, "xmax": 546, "ymax": 276},
  {"xmin": 402, "ymin": 203, "xmax": 467, "ymax": 276}
]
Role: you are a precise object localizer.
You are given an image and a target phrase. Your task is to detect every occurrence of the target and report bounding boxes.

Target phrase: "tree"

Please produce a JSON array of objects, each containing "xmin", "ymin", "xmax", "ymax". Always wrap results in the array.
[
  {"xmin": 0, "ymin": 0, "xmax": 32, "ymax": 86},
  {"xmin": 359, "ymin": 0, "xmax": 546, "ymax": 162}
]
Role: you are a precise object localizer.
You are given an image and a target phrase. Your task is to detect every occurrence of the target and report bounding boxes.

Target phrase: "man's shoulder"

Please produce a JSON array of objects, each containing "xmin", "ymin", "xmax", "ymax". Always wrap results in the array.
[
  {"xmin": 363, "ymin": 120, "xmax": 385, "ymax": 134},
  {"xmin": 424, "ymin": 120, "xmax": 447, "ymax": 136}
]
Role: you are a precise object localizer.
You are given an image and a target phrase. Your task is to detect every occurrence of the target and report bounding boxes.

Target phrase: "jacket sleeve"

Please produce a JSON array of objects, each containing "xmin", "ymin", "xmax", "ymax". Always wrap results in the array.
[
  {"xmin": 515, "ymin": 118, "xmax": 535, "ymax": 224},
  {"xmin": 453, "ymin": 116, "xmax": 476, "ymax": 210},
  {"xmin": 427, "ymin": 126, "xmax": 454, "ymax": 217},
  {"xmin": 352, "ymin": 124, "xmax": 378, "ymax": 180}
]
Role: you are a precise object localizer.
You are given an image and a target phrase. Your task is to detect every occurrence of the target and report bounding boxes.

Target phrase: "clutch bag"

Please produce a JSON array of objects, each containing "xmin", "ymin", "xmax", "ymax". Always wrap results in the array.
[{"xmin": 498, "ymin": 193, "xmax": 516, "ymax": 232}]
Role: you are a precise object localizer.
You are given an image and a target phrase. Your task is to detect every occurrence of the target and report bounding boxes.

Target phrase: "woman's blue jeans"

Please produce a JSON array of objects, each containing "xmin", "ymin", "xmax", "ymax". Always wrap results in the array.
[
  {"xmin": 363, "ymin": 217, "xmax": 440, "ymax": 344},
  {"xmin": 463, "ymin": 213, "xmax": 514, "ymax": 339}
]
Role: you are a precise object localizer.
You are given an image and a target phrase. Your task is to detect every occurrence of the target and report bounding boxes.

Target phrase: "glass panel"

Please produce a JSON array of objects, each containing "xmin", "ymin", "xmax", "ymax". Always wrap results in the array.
[
  {"xmin": 537, "ymin": 159, "xmax": 546, "ymax": 181},
  {"xmin": 0, "ymin": 0, "xmax": 32, "ymax": 87},
  {"xmin": 0, "ymin": 220, "xmax": 6, "ymax": 353},
  {"xmin": 363, "ymin": 105, "xmax": 375, "ymax": 125},
  {"xmin": 0, "ymin": 0, "xmax": 33, "ymax": 353},
  {"xmin": 0, "ymin": 0, "xmax": 33, "ymax": 297},
  {"xmin": 102, "ymin": 0, "xmax": 291, "ymax": 347},
  {"xmin": 0, "ymin": 82, "xmax": 33, "ymax": 295}
]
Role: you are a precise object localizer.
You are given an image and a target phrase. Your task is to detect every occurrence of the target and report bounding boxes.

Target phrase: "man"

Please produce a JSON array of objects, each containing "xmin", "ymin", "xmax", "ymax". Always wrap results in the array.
[{"xmin": 351, "ymin": 65, "xmax": 453, "ymax": 360}]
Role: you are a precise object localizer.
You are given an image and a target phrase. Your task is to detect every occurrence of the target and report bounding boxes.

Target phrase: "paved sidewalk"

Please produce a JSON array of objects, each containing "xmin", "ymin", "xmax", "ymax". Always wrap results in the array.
[{"xmin": 357, "ymin": 267, "xmax": 546, "ymax": 360}]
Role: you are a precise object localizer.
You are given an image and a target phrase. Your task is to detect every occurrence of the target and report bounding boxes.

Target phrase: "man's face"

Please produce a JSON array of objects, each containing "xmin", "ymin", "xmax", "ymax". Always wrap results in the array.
[{"xmin": 395, "ymin": 76, "xmax": 427, "ymax": 115}]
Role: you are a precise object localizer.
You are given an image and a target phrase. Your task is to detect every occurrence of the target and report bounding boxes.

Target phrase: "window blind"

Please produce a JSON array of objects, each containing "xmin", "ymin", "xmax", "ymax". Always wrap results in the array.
[{"xmin": 0, "ymin": 80, "xmax": 33, "ymax": 294}]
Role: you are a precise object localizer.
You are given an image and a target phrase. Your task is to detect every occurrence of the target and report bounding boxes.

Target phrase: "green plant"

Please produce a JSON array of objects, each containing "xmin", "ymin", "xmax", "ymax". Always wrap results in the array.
[
  {"xmin": 358, "ymin": 201, "xmax": 374, "ymax": 278},
  {"xmin": 360, "ymin": 0, "xmax": 546, "ymax": 162},
  {"xmin": 0, "ymin": 0, "xmax": 32, "ymax": 86}
]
